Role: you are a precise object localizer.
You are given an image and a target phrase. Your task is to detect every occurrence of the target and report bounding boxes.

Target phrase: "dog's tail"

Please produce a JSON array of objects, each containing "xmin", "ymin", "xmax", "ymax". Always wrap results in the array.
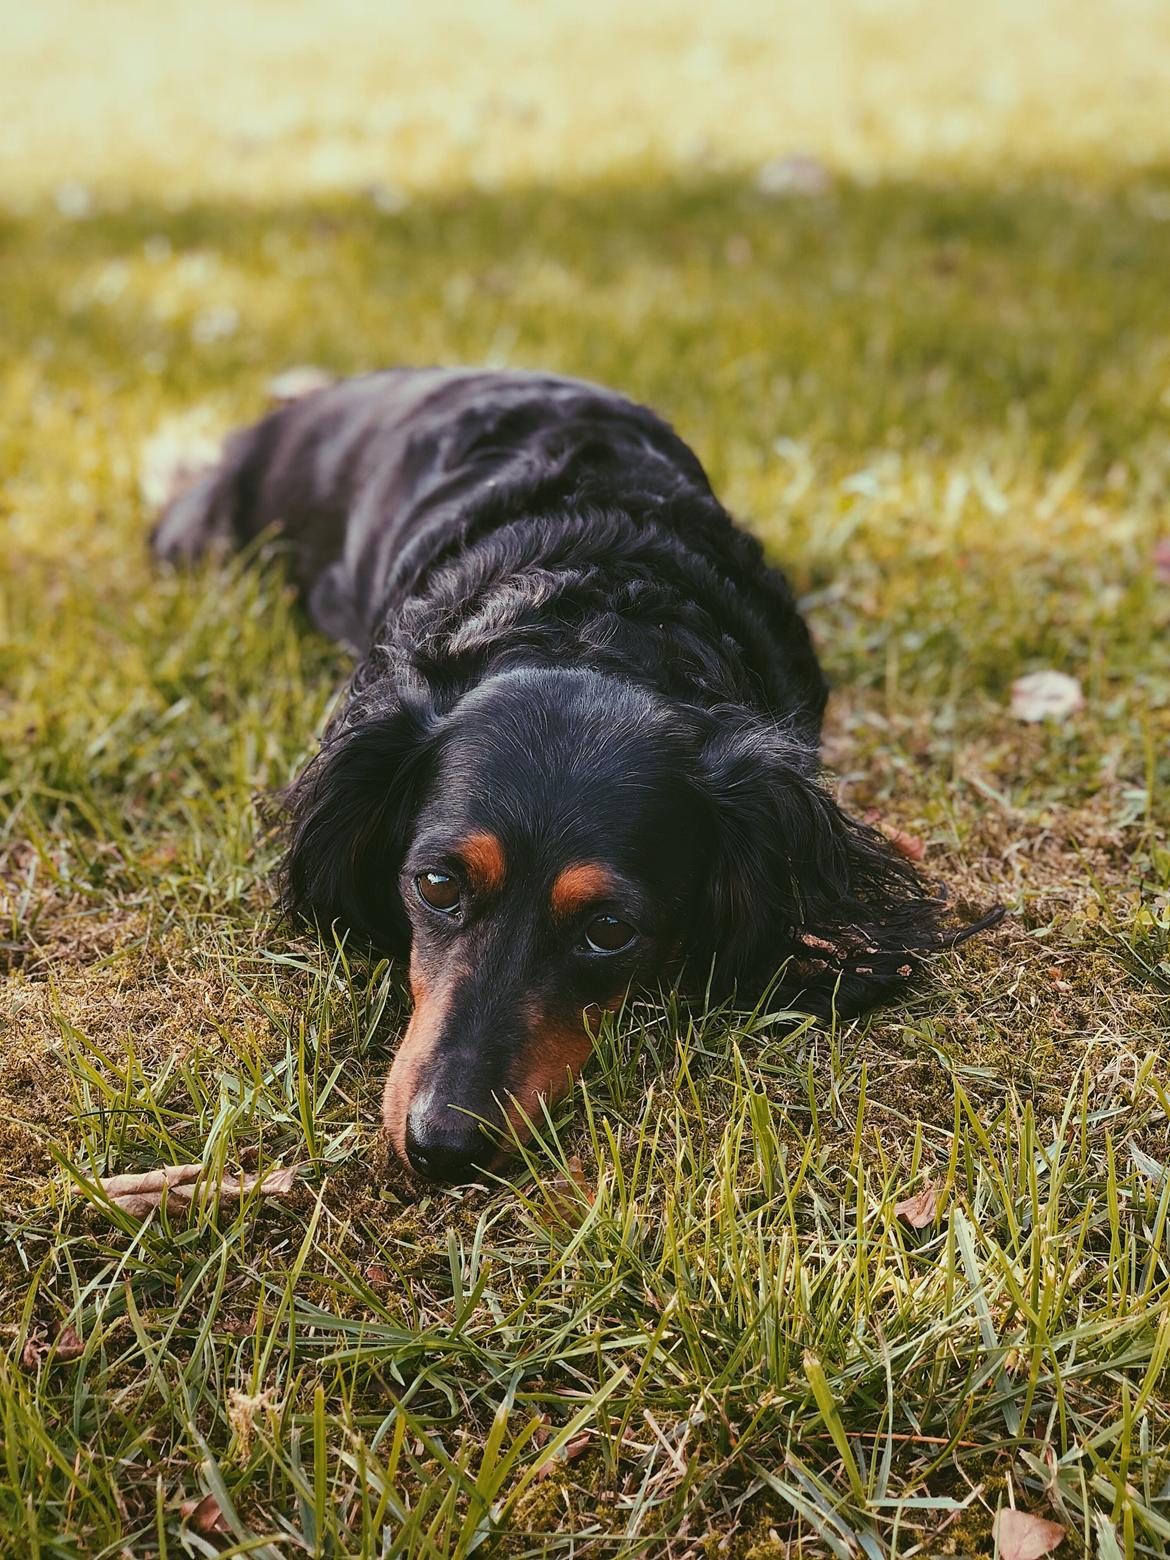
[
  {"xmin": 149, "ymin": 406, "xmax": 280, "ymax": 565},
  {"xmin": 150, "ymin": 464, "xmax": 238, "ymax": 564}
]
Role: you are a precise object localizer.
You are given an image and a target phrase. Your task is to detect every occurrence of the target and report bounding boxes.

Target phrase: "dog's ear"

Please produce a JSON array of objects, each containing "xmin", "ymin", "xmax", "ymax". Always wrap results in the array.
[
  {"xmin": 694, "ymin": 716, "xmax": 945, "ymax": 1016},
  {"xmin": 282, "ymin": 692, "xmax": 439, "ymax": 953}
]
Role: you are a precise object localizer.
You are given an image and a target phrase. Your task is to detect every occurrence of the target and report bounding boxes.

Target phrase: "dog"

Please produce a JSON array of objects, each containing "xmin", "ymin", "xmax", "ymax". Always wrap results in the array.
[{"xmin": 152, "ymin": 368, "xmax": 997, "ymax": 1183}]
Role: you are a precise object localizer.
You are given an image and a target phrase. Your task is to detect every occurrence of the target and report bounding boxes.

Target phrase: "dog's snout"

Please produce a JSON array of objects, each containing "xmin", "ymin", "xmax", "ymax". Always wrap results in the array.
[{"xmin": 403, "ymin": 1101, "xmax": 491, "ymax": 1184}]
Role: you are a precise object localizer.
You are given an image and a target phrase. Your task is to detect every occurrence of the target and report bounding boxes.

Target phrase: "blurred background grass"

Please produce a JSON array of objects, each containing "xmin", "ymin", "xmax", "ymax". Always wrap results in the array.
[
  {"xmin": 5, "ymin": 0, "xmax": 1170, "ymax": 196},
  {"xmin": 3, "ymin": 3, "xmax": 1170, "ymax": 1556}
]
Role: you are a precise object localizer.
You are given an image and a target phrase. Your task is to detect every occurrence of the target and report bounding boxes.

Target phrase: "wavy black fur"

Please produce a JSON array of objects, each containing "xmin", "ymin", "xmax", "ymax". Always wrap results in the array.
[{"xmin": 154, "ymin": 368, "xmax": 982, "ymax": 1021}]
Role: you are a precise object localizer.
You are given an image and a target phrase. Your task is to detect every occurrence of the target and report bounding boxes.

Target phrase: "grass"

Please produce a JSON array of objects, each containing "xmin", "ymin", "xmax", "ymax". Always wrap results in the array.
[{"xmin": 3, "ymin": 2, "xmax": 1170, "ymax": 1554}]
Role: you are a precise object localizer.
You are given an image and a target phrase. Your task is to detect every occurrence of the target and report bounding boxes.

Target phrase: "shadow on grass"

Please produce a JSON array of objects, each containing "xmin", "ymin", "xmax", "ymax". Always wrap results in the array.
[{"xmin": 3, "ymin": 163, "xmax": 1170, "ymax": 478}]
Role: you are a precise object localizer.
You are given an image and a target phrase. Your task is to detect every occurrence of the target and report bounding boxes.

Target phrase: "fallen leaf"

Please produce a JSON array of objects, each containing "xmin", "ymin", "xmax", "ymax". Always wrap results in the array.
[
  {"xmin": 19, "ymin": 1323, "xmax": 85, "ymax": 1369},
  {"xmin": 1155, "ymin": 538, "xmax": 1170, "ymax": 584},
  {"xmin": 266, "ymin": 365, "xmax": 334, "ymax": 405},
  {"xmin": 53, "ymin": 1326, "xmax": 85, "ymax": 1362},
  {"xmin": 95, "ymin": 1163, "xmax": 297, "ymax": 1218},
  {"xmin": 1009, "ymin": 670, "xmax": 1083, "ymax": 723},
  {"xmin": 994, "ymin": 1507, "xmax": 1065, "ymax": 1560},
  {"xmin": 535, "ymin": 1430, "xmax": 592, "ymax": 1479},
  {"xmin": 884, "ymin": 826, "xmax": 926, "ymax": 861},
  {"xmin": 862, "ymin": 811, "xmax": 926, "ymax": 861},
  {"xmin": 894, "ymin": 1184, "xmax": 940, "ymax": 1228},
  {"xmin": 20, "ymin": 1331, "xmax": 46, "ymax": 1371},
  {"xmin": 180, "ymin": 1494, "xmax": 230, "ymax": 1536},
  {"xmin": 100, "ymin": 1162, "xmax": 201, "ymax": 1198}
]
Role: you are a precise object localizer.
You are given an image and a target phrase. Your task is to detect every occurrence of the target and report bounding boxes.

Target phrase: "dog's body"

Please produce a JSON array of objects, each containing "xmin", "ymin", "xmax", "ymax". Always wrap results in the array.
[{"xmin": 155, "ymin": 368, "xmax": 967, "ymax": 1181}]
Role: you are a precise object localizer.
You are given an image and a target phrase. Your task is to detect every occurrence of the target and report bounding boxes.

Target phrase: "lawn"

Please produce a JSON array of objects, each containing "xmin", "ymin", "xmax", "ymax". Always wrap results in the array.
[{"xmin": 2, "ymin": 2, "xmax": 1170, "ymax": 1555}]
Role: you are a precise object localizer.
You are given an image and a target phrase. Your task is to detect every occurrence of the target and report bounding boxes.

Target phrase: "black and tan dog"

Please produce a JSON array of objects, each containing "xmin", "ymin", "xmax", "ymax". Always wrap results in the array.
[{"xmin": 153, "ymin": 368, "xmax": 996, "ymax": 1182}]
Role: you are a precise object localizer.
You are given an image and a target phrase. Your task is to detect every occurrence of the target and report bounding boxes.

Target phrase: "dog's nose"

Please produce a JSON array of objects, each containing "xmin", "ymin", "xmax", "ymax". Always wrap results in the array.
[{"xmin": 403, "ymin": 1107, "xmax": 490, "ymax": 1184}]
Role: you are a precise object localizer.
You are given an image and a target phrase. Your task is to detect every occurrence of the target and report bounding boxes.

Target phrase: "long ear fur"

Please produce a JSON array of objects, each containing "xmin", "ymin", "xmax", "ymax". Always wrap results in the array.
[
  {"xmin": 282, "ymin": 693, "xmax": 438, "ymax": 952},
  {"xmin": 696, "ymin": 717, "xmax": 947, "ymax": 1017}
]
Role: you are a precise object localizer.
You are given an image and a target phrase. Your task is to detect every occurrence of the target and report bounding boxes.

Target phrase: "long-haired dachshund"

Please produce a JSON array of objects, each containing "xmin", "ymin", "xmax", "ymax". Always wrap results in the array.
[{"xmin": 153, "ymin": 368, "xmax": 997, "ymax": 1183}]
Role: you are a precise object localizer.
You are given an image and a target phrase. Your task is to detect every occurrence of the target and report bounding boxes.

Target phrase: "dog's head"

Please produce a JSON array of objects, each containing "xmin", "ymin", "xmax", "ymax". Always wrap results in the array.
[{"xmin": 285, "ymin": 667, "xmax": 941, "ymax": 1182}]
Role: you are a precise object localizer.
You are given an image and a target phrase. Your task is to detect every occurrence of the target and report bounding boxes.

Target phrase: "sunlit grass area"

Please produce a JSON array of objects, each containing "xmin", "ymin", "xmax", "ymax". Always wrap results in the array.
[{"xmin": 3, "ymin": 2, "xmax": 1170, "ymax": 1555}]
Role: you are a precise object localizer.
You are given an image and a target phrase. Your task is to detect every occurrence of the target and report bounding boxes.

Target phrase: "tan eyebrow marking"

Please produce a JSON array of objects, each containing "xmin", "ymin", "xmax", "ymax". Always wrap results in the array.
[
  {"xmin": 458, "ymin": 832, "xmax": 506, "ymax": 894},
  {"xmin": 550, "ymin": 863, "xmax": 613, "ymax": 918}
]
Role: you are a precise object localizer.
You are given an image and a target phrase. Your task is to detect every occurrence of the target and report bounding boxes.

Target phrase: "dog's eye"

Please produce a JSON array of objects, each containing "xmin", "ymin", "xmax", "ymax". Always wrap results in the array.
[
  {"xmin": 416, "ymin": 871, "xmax": 461, "ymax": 914},
  {"xmin": 583, "ymin": 914, "xmax": 636, "ymax": 953}
]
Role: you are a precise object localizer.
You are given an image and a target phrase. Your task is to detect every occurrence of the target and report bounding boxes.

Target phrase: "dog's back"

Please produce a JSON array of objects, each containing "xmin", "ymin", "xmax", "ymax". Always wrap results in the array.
[
  {"xmin": 152, "ymin": 367, "xmax": 827, "ymax": 728},
  {"xmin": 154, "ymin": 369, "xmax": 701, "ymax": 639}
]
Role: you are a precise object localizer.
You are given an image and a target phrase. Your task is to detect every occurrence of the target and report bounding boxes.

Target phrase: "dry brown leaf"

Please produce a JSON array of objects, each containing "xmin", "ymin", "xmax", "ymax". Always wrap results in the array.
[
  {"xmin": 994, "ymin": 1507, "xmax": 1065, "ymax": 1560},
  {"xmin": 19, "ymin": 1323, "xmax": 85, "ymax": 1368},
  {"xmin": 535, "ymin": 1429, "xmax": 592, "ymax": 1479},
  {"xmin": 53, "ymin": 1325, "xmax": 85, "ymax": 1362},
  {"xmin": 96, "ymin": 1163, "xmax": 297, "ymax": 1218},
  {"xmin": 862, "ymin": 811, "xmax": 926, "ymax": 861},
  {"xmin": 100, "ymin": 1162, "xmax": 202, "ymax": 1198},
  {"xmin": 894, "ymin": 1184, "xmax": 940, "ymax": 1229},
  {"xmin": 180, "ymin": 1493, "xmax": 230, "ymax": 1535},
  {"xmin": 20, "ymin": 1331, "xmax": 46, "ymax": 1371},
  {"xmin": 886, "ymin": 826, "xmax": 926, "ymax": 861}
]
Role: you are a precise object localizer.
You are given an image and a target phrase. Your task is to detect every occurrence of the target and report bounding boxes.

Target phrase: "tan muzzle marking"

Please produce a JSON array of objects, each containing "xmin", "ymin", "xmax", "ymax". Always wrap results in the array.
[{"xmin": 382, "ymin": 954, "xmax": 455, "ymax": 1166}]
